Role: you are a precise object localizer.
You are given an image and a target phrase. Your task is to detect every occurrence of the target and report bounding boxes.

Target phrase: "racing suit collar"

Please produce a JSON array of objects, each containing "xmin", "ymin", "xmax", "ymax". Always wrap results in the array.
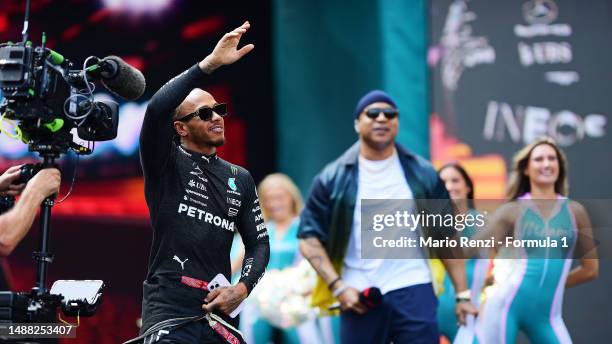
[{"xmin": 177, "ymin": 144, "xmax": 218, "ymax": 164}]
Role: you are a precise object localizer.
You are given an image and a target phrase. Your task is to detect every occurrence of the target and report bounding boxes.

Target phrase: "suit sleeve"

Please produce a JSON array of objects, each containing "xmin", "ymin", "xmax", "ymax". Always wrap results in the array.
[{"xmin": 237, "ymin": 173, "xmax": 270, "ymax": 294}]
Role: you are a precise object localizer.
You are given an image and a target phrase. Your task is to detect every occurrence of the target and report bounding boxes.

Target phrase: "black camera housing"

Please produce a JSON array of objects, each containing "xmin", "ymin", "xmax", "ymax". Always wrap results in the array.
[
  {"xmin": 0, "ymin": 41, "xmax": 119, "ymax": 157},
  {"xmin": 0, "ymin": 44, "xmax": 69, "ymax": 122}
]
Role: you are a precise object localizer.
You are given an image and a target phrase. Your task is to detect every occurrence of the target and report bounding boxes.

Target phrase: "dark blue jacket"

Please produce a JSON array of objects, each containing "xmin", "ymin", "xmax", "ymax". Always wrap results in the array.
[{"xmin": 298, "ymin": 142, "xmax": 451, "ymax": 264}]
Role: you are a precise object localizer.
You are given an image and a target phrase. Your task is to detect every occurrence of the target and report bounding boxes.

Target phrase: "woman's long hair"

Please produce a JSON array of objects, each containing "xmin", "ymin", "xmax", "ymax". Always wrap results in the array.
[
  {"xmin": 438, "ymin": 163, "xmax": 475, "ymax": 209},
  {"xmin": 257, "ymin": 173, "xmax": 303, "ymax": 221},
  {"xmin": 507, "ymin": 137, "xmax": 569, "ymax": 200}
]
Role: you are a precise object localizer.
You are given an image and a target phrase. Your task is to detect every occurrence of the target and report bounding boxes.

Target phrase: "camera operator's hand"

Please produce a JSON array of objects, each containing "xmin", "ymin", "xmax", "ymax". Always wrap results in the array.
[
  {"xmin": 23, "ymin": 168, "xmax": 61, "ymax": 201},
  {"xmin": 0, "ymin": 167, "xmax": 60, "ymax": 256},
  {"xmin": 202, "ymin": 282, "xmax": 248, "ymax": 316},
  {"xmin": 0, "ymin": 165, "xmax": 25, "ymax": 197},
  {"xmin": 199, "ymin": 21, "xmax": 254, "ymax": 74}
]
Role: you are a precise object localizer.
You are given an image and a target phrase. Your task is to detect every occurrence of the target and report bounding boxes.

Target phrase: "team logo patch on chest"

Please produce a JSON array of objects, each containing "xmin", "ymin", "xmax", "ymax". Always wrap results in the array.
[
  {"xmin": 226, "ymin": 178, "xmax": 241, "ymax": 196},
  {"xmin": 228, "ymin": 178, "xmax": 237, "ymax": 191}
]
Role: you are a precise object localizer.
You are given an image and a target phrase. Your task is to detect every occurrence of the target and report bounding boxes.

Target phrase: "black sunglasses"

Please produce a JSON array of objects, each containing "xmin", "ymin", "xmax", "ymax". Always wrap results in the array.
[
  {"xmin": 364, "ymin": 108, "xmax": 399, "ymax": 119},
  {"xmin": 178, "ymin": 103, "xmax": 228, "ymax": 122}
]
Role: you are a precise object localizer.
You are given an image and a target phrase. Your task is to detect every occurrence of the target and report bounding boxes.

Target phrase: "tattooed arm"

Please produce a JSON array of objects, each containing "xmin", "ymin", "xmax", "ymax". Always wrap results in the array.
[
  {"xmin": 299, "ymin": 237, "xmax": 337, "ymax": 286},
  {"xmin": 299, "ymin": 237, "xmax": 367, "ymax": 314},
  {"xmin": 298, "ymin": 173, "xmax": 367, "ymax": 314}
]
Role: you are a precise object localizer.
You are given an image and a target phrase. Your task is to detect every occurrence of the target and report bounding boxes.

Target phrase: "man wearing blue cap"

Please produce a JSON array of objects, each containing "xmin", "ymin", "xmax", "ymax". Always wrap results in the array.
[{"xmin": 298, "ymin": 90, "xmax": 477, "ymax": 343}]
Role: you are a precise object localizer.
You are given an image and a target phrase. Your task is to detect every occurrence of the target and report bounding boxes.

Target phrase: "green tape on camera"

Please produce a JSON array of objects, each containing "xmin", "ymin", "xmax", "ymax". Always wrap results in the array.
[{"xmin": 44, "ymin": 118, "xmax": 64, "ymax": 132}]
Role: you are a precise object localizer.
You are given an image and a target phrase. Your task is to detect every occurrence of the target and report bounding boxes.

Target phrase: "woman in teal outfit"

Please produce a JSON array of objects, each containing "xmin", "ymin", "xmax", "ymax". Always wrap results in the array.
[
  {"xmin": 475, "ymin": 138, "xmax": 599, "ymax": 344},
  {"xmin": 436, "ymin": 163, "xmax": 489, "ymax": 342}
]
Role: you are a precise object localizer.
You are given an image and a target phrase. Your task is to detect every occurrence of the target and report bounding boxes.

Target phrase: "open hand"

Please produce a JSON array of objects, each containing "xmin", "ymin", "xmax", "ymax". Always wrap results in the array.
[{"xmin": 199, "ymin": 21, "xmax": 255, "ymax": 73}]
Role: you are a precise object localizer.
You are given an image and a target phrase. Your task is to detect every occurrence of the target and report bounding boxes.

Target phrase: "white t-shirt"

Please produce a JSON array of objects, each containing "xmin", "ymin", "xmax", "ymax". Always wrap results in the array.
[{"xmin": 342, "ymin": 151, "xmax": 431, "ymax": 294}]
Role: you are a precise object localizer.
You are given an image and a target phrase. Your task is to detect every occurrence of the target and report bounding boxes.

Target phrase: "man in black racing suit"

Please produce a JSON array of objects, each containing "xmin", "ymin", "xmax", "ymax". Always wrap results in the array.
[{"xmin": 136, "ymin": 21, "xmax": 269, "ymax": 343}]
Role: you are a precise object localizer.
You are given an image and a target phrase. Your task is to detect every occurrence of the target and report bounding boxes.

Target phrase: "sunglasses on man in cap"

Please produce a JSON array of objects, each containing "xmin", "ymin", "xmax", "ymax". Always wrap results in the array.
[{"xmin": 363, "ymin": 108, "xmax": 399, "ymax": 120}]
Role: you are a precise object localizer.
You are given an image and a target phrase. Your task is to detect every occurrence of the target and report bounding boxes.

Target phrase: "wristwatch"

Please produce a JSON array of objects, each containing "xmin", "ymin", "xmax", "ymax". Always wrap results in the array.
[{"xmin": 456, "ymin": 290, "xmax": 471, "ymax": 303}]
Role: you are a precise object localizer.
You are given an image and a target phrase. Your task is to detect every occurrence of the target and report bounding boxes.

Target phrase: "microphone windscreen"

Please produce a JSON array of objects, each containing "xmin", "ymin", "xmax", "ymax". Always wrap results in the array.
[{"xmin": 100, "ymin": 56, "xmax": 146, "ymax": 100}]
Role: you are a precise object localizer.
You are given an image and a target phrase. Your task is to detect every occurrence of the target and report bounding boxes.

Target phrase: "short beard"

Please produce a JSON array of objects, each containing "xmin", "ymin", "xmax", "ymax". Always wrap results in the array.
[
  {"xmin": 198, "ymin": 135, "xmax": 225, "ymax": 148},
  {"xmin": 189, "ymin": 132, "xmax": 225, "ymax": 149},
  {"xmin": 208, "ymin": 137, "xmax": 225, "ymax": 147}
]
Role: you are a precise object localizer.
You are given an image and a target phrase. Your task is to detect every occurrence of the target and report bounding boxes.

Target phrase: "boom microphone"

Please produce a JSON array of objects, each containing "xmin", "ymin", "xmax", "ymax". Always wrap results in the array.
[{"xmin": 88, "ymin": 55, "xmax": 146, "ymax": 100}]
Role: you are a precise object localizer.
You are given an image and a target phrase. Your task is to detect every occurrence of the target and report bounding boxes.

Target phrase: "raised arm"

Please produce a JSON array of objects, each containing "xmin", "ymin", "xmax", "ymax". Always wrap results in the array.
[{"xmin": 139, "ymin": 21, "xmax": 255, "ymax": 175}]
